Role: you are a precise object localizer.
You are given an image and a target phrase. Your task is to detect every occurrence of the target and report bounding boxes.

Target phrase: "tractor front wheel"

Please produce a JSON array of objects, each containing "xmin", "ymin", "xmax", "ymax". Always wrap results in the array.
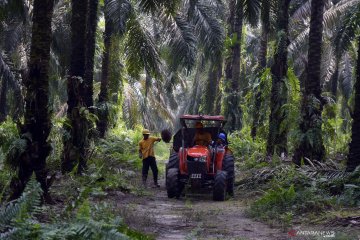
[
  {"xmin": 167, "ymin": 152, "xmax": 179, "ymax": 170},
  {"xmin": 166, "ymin": 168, "xmax": 182, "ymax": 198},
  {"xmin": 213, "ymin": 171, "xmax": 227, "ymax": 201}
]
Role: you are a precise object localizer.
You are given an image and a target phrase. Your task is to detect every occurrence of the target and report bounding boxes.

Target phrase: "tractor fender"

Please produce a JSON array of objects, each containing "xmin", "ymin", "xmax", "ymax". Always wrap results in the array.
[
  {"xmin": 178, "ymin": 147, "xmax": 188, "ymax": 174},
  {"xmin": 215, "ymin": 147, "xmax": 233, "ymax": 173}
]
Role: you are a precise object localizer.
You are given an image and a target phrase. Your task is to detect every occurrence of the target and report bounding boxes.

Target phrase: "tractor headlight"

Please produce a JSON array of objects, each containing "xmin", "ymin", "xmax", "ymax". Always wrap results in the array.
[{"xmin": 199, "ymin": 156, "xmax": 206, "ymax": 162}]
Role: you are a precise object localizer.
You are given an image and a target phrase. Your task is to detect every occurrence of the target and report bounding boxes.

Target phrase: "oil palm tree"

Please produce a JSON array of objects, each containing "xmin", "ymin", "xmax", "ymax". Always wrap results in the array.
[
  {"xmin": 293, "ymin": 0, "xmax": 326, "ymax": 164},
  {"xmin": 288, "ymin": 0, "xmax": 360, "ymax": 92},
  {"xmin": 224, "ymin": 0, "xmax": 260, "ymax": 132},
  {"xmin": 9, "ymin": 0, "xmax": 54, "ymax": 200},
  {"xmin": 335, "ymin": 3, "xmax": 360, "ymax": 171},
  {"xmin": 348, "ymin": 35, "xmax": 360, "ymax": 171},
  {"xmin": 266, "ymin": 0, "xmax": 291, "ymax": 156},
  {"xmin": 62, "ymin": 0, "xmax": 89, "ymax": 173},
  {"xmin": 97, "ymin": 6, "xmax": 114, "ymax": 138},
  {"xmin": 84, "ymin": 0, "xmax": 99, "ymax": 109},
  {"xmin": 251, "ymin": 0, "xmax": 271, "ymax": 138}
]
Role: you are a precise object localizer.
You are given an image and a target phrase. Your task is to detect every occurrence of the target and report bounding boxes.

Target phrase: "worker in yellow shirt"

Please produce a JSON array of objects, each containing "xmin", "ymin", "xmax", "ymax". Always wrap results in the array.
[
  {"xmin": 139, "ymin": 129, "xmax": 161, "ymax": 187},
  {"xmin": 193, "ymin": 122, "xmax": 212, "ymax": 146}
]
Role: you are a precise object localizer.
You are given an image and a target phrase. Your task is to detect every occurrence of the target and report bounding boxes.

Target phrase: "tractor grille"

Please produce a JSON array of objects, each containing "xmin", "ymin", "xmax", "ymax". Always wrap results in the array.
[{"xmin": 187, "ymin": 160, "xmax": 207, "ymax": 174}]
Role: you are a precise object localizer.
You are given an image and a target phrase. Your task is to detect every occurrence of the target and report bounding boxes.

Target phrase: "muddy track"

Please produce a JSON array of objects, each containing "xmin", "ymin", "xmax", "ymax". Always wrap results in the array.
[{"xmin": 113, "ymin": 178, "xmax": 287, "ymax": 240}]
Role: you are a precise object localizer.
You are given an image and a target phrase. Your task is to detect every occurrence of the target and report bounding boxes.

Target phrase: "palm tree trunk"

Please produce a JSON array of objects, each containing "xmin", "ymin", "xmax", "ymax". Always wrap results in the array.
[
  {"xmin": 84, "ymin": 0, "xmax": 99, "ymax": 109},
  {"xmin": 188, "ymin": 56, "xmax": 205, "ymax": 114},
  {"xmin": 0, "ymin": 77, "xmax": 7, "ymax": 122},
  {"xmin": 214, "ymin": 61, "xmax": 223, "ymax": 115},
  {"xmin": 293, "ymin": 0, "xmax": 326, "ymax": 164},
  {"xmin": 62, "ymin": 0, "xmax": 89, "ymax": 173},
  {"xmin": 347, "ymin": 35, "xmax": 360, "ymax": 171},
  {"xmin": 266, "ymin": 0, "xmax": 291, "ymax": 156},
  {"xmin": 224, "ymin": 0, "xmax": 243, "ymax": 131},
  {"xmin": 10, "ymin": 0, "xmax": 54, "ymax": 200},
  {"xmin": 330, "ymin": 57, "xmax": 340, "ymax": 100},
  {"xmin": 97, "ymin": 15, "xmax": 112, "ymax": 138},
  {"xmin": 203, "ymin": 61, "xmax": 222, "ymax": 115},
  {"xmin": 11, "ymin": 75, "xmax": 24, "ymax": 120},
  {"xmin": 251, "ymin": 1, "xmax": 270, "ymax": 138}
]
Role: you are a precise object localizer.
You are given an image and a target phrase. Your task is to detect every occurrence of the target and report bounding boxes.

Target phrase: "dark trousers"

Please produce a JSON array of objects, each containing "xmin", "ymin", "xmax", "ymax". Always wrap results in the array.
[{"xmin": 142, "ymin": 156, "xmax": 158, "ymax": 183}]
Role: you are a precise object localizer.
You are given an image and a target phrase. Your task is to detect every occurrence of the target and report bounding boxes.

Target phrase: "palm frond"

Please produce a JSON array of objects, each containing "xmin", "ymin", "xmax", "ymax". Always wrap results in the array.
[
  {"xmin": 339, "ymin": 52, "xmax": 353, "ymax": 100},
  {"xmin": 0, "ymin": 0, "xmax": 27, "ymax": 22},
  {"xmin": 105, "ymin": 0, "xmax": 132, "ymax": 35},
  {"xmin": 138, "ymin": 0, "xmax": 181, "ymax": 15},
  {"xmin": 1, "ymin": 23, "xmax": 24, "ymax": 52},
  {"xmin": 0, "ymin": 52, "xmax": 16, "ymax": 88},
  {"xmin": 323, "ymin": 0, "xmax": 360, "ymax": 30},
  {"xmin": 289, "ymin": 0, "xmax": 360, "ymax": 54},
  {"xmin": 204, "ymin": 0, "xmax": 225, "ymax": 19},
  {"xmin": 52, "ymin": 0, "xmax": 71, "ymax": 71},
  {"xmin": 243, "ymin": 0, "xmax": 261, "ymax": 27},
  {"xmin": 333, "ymin": 2, "xmax": 360, "ymax": 53},
  {"xmin": 300, "ymin": 158, "xmax": 351, "ymax": 179},
  {"xmin": 165, "ymin": 14, "xmax": 197, "ymax": 73},
  {"xmin": 321, "ymin": 43, "xmax": 336, "ymax": 86},
  {"xmin": 124, "ymin": 15, "xmax": 161, "ymax": 79},
  {"xmin": 189, "ymin": 1, "xmax": 224, "ymax": 60}
]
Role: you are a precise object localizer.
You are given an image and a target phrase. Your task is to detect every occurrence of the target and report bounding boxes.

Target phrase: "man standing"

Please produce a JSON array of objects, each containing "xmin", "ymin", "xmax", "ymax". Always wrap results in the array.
[{"xmin": 139, "ymin": 129, "xmax": 161, "ymax": 187}]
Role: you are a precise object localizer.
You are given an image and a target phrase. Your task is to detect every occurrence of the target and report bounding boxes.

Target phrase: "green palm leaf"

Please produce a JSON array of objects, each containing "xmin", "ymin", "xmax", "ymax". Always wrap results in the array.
[
  {"xmin": 0, "ymin": 52, "xmax": 16, "ymax": 88},
  {"xmin": 138, "ymin": 0, "xmax": 181, "ymax": 15},
  {"xmin": 105, "ymin": 0, "xmax": 132, "ymax": 35},
  {"xmin": 243, "ymin": 0, "xmax": 261, "ymax": 27},
  {"xmin": 166, "ymin": 14, "xmax": 197, "ymax": 72},
  {"xmin": 124, "ymin": 16, "xmax": 161, "ymax": 79},
  {"xmin": 289, "ymin": 0, "xmax": 360, "ymax": 53},
  {"xmin": 189, "ymin": 1, "xmax": 224, "ymax": 60}
]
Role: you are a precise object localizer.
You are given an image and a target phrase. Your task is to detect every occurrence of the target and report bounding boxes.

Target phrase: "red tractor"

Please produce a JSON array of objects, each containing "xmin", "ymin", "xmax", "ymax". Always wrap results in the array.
[{"xmin": 166, "ymin": 115, "xmax": 235, "ymax": 201}]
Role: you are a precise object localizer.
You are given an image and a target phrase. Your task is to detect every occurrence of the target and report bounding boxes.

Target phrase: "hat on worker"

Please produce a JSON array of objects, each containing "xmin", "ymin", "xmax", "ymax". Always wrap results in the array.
[
  {"xmin": 218, "ymin": 133, "xmax": 226, "ymax": 142},
  {"xmin": 142, "ymin": 129, "xmax": 150, "ymax": 135}
]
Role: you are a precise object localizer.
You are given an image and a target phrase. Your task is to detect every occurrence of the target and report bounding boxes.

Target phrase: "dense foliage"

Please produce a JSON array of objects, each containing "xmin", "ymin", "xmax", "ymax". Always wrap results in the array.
[{"xmin": 0, "ymin": 0, "xmax": 359, "ymax": 238}]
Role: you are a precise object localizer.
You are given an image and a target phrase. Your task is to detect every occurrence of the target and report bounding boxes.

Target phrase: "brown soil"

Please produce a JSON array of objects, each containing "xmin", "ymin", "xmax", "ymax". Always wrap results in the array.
[{"xmin": 112, "ymin": 178, "xmax": 288, "ymax": 240}]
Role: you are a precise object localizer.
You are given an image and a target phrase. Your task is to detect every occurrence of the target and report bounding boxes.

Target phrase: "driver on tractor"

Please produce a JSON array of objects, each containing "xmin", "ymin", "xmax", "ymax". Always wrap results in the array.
[{"xmin": 193, "ymin": 121, "xmax": 212, "ymax": 146}]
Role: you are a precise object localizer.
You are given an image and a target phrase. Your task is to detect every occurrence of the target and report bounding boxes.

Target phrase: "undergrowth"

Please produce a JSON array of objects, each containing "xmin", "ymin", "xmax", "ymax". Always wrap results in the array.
[
  {"xmin": 229, "ymin": 115, "xmax": 359, "ymax": 231},
  {"xmin": 245, "ymin": 165, "xmax": 359, "ymax": 227},
  {"xmin": 0, "ymin": 121, "xmax": 156, "ymax": 239},
  {"xmin": 0, "ymin": 176, "xmax": 153, "ymax": 239}
]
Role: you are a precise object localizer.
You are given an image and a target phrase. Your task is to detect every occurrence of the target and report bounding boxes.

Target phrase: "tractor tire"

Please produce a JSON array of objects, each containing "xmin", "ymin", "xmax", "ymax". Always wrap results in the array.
[
  {"xmin": 222, "ymin": 153, "xmax": 235, "ymax": 196},
  {"xmin": 166, "ymin": 168, "xmax": 182, "ymax": 198},
  {"xmin": 166, "ymin": 153, "xmax": 179, "ymax": 172},
  {"xmin": 213, "ymin": 171, "xmax": 227, "ymax": 201}
]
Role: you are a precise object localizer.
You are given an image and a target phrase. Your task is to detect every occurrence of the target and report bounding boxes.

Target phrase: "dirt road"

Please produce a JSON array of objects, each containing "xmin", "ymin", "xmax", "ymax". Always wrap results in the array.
[{"xmin": 113, "ymin": 178, "xmax": 288, "ymax": 240}]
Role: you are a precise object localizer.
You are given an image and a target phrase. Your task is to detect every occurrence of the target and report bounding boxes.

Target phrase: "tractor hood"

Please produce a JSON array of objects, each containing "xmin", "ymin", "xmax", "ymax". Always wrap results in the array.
[{"xmin": 187, "ymin": 145, "xmax": 209, "ymax": 157}]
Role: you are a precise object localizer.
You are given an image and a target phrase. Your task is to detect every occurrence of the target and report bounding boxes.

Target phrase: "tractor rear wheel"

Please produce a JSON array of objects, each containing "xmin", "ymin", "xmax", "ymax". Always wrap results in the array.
[
  {"xmin": 166, "ymin": 168, "xmax": 182, "ymax": 198},
  {"xmin": 213, "ymin": 171, "xmax": 227, "ymax": 201},
  {"xmin": 222, "ymin": 154, "xmax": 235, "ymax": 196}
]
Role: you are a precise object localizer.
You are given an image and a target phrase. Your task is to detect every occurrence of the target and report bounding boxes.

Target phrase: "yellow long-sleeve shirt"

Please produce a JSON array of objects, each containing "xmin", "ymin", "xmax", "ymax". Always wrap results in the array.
[{"xmin": 139, "ymin": 137, "xmax": 161, "ymax": 159}]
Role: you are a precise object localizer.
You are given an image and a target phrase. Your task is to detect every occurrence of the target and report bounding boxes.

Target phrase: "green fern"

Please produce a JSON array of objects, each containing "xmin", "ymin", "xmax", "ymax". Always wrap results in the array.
[
  {"xmin": 0, "ymin": 177, "xmax": 132, "ymax": 240},
  {"xmin": 0, "ymin": 176, "xmax": 42, "ymax": 232}
]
